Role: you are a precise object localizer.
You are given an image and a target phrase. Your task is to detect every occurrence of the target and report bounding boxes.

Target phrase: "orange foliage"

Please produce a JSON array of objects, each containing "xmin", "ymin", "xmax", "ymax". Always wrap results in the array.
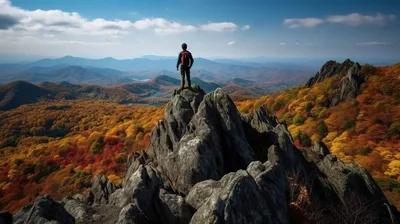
[
  {"xmin": 0, "ymin": 100, "xmax": 165, "ymax": 212},
  {"xmin": 237, "ymin": 63, "xmax": 400, "ymax": 207}
]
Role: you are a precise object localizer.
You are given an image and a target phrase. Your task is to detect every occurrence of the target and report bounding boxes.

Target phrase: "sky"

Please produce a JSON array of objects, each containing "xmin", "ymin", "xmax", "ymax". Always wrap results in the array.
[{"xmin": 0, "ymin": 0, "xmax": 399, "ymax": 60}]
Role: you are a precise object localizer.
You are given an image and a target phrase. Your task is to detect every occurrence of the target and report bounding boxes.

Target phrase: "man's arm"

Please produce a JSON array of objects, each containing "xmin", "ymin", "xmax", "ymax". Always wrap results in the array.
[
  {"xmin": 176, "ymin": 52, "xmax": 181, "ymax": 70},
  {"xmin": 189, "ymin": 53, "xmax": 194, "ymax": 69}
]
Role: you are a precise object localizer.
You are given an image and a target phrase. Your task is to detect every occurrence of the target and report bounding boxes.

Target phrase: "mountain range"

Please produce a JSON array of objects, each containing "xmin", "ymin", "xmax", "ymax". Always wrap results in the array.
[
  {"xmin": 0, "ymin": 73, "xmax": 293, "ymax": 111},
  {"xmin": 0, "ymin": 56, "xmax": 315, "ymax": 89}
]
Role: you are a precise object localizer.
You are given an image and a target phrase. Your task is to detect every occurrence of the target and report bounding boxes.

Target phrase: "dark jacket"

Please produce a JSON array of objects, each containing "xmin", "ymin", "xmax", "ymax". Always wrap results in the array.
[{"xmin": 176, "ymin": 50, "xmax": 194, "ymax": 69}]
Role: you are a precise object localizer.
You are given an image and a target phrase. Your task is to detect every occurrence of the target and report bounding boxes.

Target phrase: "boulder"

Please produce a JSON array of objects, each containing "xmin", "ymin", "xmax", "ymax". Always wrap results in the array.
[
  {"xmin": 12, "ymin": 195, "xmax": 75, "ymax": 224},
  {"xmin": 62, "ymin": 197, "xmax": 93, "ymax": 224},
  {"xmin": 187, "ymin": 170, "xmax": 273, "ymax": 224},
  {"xmin": 90, "ymin": 174, "xmax": 120, "ymax": 205},
  {"xmin": 117, "ymin": 203, "xmax": 151, "ymax": 224},
  {"xmin": 155, "ymin": 189, "xmax": 193, "ymax": 224},
  {"xmin": 109, "ymin": 164, "xmax": 162, "ymax": 222}
]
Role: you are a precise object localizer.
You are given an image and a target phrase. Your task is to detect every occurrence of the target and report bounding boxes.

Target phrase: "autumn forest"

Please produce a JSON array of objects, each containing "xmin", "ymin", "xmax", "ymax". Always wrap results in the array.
[{"xmin": 0, "ymin": 62, "xmax": 400, "ymax": 212}]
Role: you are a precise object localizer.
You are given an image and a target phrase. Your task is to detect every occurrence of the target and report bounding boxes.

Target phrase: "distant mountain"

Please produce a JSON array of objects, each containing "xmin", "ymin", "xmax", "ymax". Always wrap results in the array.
[
  {"xmin": 191, "ymin": 77, "xmax": 221, "ymax": 92},
  {"xmin": 26, "ymin": 56, "xmax": 314, "ymax": 85},
  {"xmin": 228, "ymin": 78, "xmax": 256, "ymax": 86},
  {"xmin": 0, "ymin": 65, "xmax": 138, "ymax": 86},
  {"xmin": 139, "ymin": 55, "xmax": 176, "ymax": 60},
  {"xmin": 0, "ymin": 76, "xmax": 223, "ymax": 110},
  {"xmin": 0, "ymin": 81, "xmax": 51, "ymax": 110}
]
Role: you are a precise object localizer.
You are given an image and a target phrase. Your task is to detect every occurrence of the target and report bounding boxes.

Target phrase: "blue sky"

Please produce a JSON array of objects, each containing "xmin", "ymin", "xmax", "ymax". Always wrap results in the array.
[{"xmin": 0, "ymin": 0, "xmax": 399, "ymax": 60}]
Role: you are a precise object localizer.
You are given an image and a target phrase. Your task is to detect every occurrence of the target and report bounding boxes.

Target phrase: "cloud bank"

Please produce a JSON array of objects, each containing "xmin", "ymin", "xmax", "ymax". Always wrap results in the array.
[
  {"xmin": 284, "ymin": 13, "xmax": 396, "ymax": 28},
  {"xmin": 0, "ymin": 0, "xmax": 241, "ymax": 37}
]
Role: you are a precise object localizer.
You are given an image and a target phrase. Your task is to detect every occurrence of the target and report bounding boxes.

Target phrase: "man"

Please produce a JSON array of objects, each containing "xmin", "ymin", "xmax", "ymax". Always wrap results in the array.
[{"xmin": 176, "ymin": 43, "xmax": 194, "ymax": 91}]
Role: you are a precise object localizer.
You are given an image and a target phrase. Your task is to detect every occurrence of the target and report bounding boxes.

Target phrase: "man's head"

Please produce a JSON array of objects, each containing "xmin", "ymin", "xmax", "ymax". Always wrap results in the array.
[{"xmin": 182, "ymin": 43, "xmax": 187, "ymax": 50}]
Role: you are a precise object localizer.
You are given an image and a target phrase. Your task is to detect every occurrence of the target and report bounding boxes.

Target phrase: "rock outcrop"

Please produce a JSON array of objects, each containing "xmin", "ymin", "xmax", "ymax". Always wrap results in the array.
[
  {"xmin": 89, "ymin": 174, "xmax": 121, "ymax": 205},
  {"xmin": 306, "ymin": 59, "xmax": 365, "ymax": 106},
  {"xmin": 11, "ymin": 86, "xmax": 399, "ymax": 224},
  {"xmin": 12, "ymin": 195, "xmax": 75, "ymax": 224}
]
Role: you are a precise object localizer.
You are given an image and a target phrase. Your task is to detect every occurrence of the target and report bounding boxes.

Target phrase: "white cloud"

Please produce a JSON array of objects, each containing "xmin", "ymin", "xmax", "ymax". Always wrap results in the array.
[
  {"xmin": 279, "ymin": 42, "xmax": 286, "ymax": 45},
  {"xmin": 283, "ymin": 18, "xmax": 324, "ymax": 28},
  {"xmin": 356, "ymin": 41, "xmax": 387, "ymax": 45},
  {"xmin": 43, "ymin": 34, "xmax": 55, "ymax": 38},
  {"xmin": 228, "ymin": 41, "xmax": 236, "ymax": 45},
  {"xmin": 327, "ymin": 13, "xmax": 396, "ymax": 26},
  {"xmin": 284, "ymin": 13, "xmax": 396, "ymax": 29},
  {"xmin": 133, "ymin": 18, "xmax": 197, "ymax": 34},
  {"xmin": 200, "ymin": 22, "xmax": 237, "ymax": 32},
  {"xmin": 242, "ymin": 25, "xmax": 250, "ymax": 30},
  {"xmin": 295, "ymin": 42, "xmax": 300, "ymax": 45},
  {"xmin": 0, "ymin": 0, "xmax": 235, "ymax": 37}
]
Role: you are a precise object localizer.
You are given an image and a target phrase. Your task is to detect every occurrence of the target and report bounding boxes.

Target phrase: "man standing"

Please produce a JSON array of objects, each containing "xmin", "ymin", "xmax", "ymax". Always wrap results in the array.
[{"xmin": 176, "ymin": 43, "xmax": 194, "ymax": 91}]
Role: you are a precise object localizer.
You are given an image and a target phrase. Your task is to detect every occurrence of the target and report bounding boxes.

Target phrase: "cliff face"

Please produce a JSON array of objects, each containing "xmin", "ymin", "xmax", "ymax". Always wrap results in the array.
[
  {"xmin": 10, "ymin": 86, "xmax": 399, "ymax": 224},
  {"xmin": 306, "ymin": 59, "xmax": 365, "ymax": 107}
]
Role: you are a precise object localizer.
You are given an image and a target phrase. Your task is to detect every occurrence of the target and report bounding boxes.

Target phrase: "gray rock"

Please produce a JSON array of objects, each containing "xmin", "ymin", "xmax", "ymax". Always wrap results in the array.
[
  {"xmin": 312, "ymin": 140, "xmax": 330, "ymax": 158},
  {"xmin": 73, "ymin": 85, "xmax": 398, "ymax": 224},
  {"xmin": 117, "ymin": 203, "xmax": 151, "ymax": 224},
  {"xmin": 305, "ymin": 59, "xmax": 364, "ymax": 107},
  {"xmin": 316, "ymin": 154, "xmax": 398, "ymax": 223},
  {"xmin": 306, "ymin": 59, "xmax": 356, "ymax": 88},
  {"xmin": 12, "ymin": 195, "xmax": 74, "ymax": 224},
  {"xmin": 90, "ymin": 174, "xmax": 120, "ymax": 205},
  {"xmin": 318, "ymin": 154, "xmax": 384, "ymax": 203},
  {"xmin": 110, "ymin": 164, "xmax": 162, "ymax": 222},
  {"xmin": 146, "ymin": 88, "xmax": 255, "ymax": 195},
  {"xmin": 71, "ymin": 194, "xmax": 86, "ymax": 202},
  {"xmin": 156, "ymin": 189, "xmax": 193, "ymax": 224},
  {"xmin": 254, "ymin": 162, "xmax": 289, "ymax": 224},
  {"xmin": 241, "ymin": 105, "xmax": 278, "ymax": 162},
  {"xmin": 188, "ymin": 170, "xmax": 273, "ymax": 224},
  {"xmin": 62, "ymin": 197, "xmax": 93, "ymax": 224}
]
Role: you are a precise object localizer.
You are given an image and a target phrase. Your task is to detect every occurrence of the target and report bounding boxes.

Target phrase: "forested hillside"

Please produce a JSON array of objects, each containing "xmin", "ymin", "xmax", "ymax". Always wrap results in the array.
[
  {"xmin": 1, "ymin": 61, "xmax": 399, "ymax": 213},
  {"xmin": 236, "ymin": 62, "xmax": 400, "ymax": 207},
  {"xmin": 0, "ymin": 101, "xmax": 164, "ymax": 212}
]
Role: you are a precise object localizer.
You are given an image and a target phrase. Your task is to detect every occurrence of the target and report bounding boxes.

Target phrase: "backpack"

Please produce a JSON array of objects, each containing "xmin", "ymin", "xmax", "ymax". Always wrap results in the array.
[{"xmin": 181, "ymin": 51, "xmax": 191, "ymax": 67}]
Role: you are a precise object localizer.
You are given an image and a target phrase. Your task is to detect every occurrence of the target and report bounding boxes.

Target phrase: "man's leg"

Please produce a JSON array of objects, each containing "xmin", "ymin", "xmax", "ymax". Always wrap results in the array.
[
  {"xmin": 186, "ymin": 69, "xmax": 191, "ymax": 89},
  {"xmin": 179, "ymin": 67, "xmax": 185, "ymax": 90}
]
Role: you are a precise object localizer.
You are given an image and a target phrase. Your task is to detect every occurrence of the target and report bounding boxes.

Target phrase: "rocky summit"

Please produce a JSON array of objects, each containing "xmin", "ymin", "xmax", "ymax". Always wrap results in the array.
[
  {"xmin": 9, "ymin": 85, "xmax": 400, "ymax": 224},
  {"xmin": 305, "ymin": 59, "xmax": 366, "ymax": 107}
]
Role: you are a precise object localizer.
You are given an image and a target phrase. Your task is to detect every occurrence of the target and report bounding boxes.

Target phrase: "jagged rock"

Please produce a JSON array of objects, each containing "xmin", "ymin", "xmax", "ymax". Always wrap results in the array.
[
  {"xmin": 318, "ymin": 154, "xmax": 385, "ymax": 203},
  {"xmin": 315, "ymin": 154, "xmax": 398, "ymax": 223},
  {"xmin": 117, "ymin": 203, "xmax": 151, "ymax": 224},
  {"xmin": 306, "ymin": 59, "xmax": 356, "ymax": 87},
  {"xmin": 312, "ymin": 140, "xmax": 330, "ymax": 158},
  {"xmin": 109, "ymin": 164, "xmax": 162, "ymax": 222},
  {"xmin": 305, "ymin": 59, "xmax": 364, "ymax": 107},
  {"xmin": 0, "ymin": 211, "xmax": 12, "ymax": 224},
  {"xmin": 75, "ymin": 86, "xmax": 397, "ymax": 224},
  {"xmin": 156, "ymin": 189, "xmax": 193, "ymax": 224},
  {"xmin": 90, "ymin": 174, "xmax": 120, "ymax": 205},
  {"xmin": 330, "ymin": 62, "xmax": 363, "ymax": 106},
  {"xmin": 249, "ymin": 161, "xmax": 289, "ymax": 224},
  {"xmin": 62, "ymin": 197, "xmax": 93, "ymax": 224},
  {"xmin": 241, "ymin": 106, "xmax": 278, "ymax": 162},
  {"xmin": 274, "ymin": 123, "xmax": 307, "ymax": 171},
  {"xmin": 188, "ymin": 170, "xmax": 273, "ymax": 224},
  {"xmin": 145, "ymin": 88, "xmax": 255, "ymax": 195},
  {"xmin": 12, "ymin": 195, "xmax": 75, "ymax": 224},
  {"xmin": 71, "ymin": 194, "xmax": 86, "ymax": 202}
]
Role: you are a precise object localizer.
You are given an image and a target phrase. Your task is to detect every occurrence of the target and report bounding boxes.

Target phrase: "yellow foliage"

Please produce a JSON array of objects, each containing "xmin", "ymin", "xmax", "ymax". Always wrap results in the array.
[
  {"xmin": 385, "ymin": 160, "xmax": 400, "ymax": 178},
  {"xmin": 107, "ymin": 174, "xmax": 122, "ymax": 185}
]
